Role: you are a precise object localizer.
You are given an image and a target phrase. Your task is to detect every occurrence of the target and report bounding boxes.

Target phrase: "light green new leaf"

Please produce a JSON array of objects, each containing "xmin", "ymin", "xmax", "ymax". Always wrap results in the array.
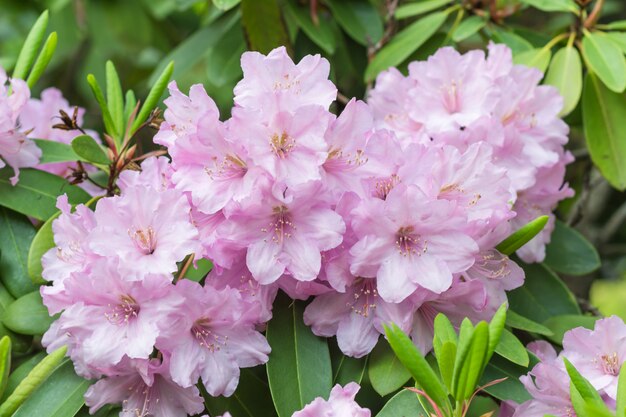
[
  {"xmin": 213, "ymin": 0, "xmax": 241, "ymax": 11},
  {"xmin": 71, "ymin": 135, "xmax": 109, "ymax": 165},
  {"xmin": 365, "ymin": 12, "xmax": 448, "ymax": 82},
  {"xmin": 505, "ymin": 310, "xmax": 554, "ymax": 336},
  {"xmin": 26, "ymin": 32, "xmax": 57, "ymax": 88},
  {"xmin": 495, "ymin": 215, "xmax": 548, "ymax": 256},
  {"xmin": 513, "ymin": 47, "xmax": 552, "ymax": 73},
  {"xmin": 105, "ymin": 61, "xmax": 125, "ymax": 140},
  {"xmin": 266, "ymin": 296, "xmax": 332, "ymax": 417},
  {"xmin": 606, "ymin": 32, "xmax": 626, "ymax": 55},
  {"xmin": 495, "ymin": 329, "xmax": 529, "ymax": 367},
  {"xmin": 375, "ymin": 390, "xmax": 425, "ymax": 417},
  {"xmin": 3, "ymin": 291, "xmax": 55, "ymax": 336},
  {"xmin": 544, "ymin": 46, "xmax": 583, "ymax": 116},
  {"xmin": 0, "ymin": 346, "xmax": 67, "ymax": 417},
  {"xmin": 583, "ymin": 32, "xmax": 626, "ymax": 93},
  {"xmin": 617, "ymin": 366, "xmax": 626, "ymax": 417},
  {"xmin": 395, "ymin": 0, "xmax": 450, "ymax": 19},
  {"xmin": 452, "ymin": 16, "xmax": 486, "ymax": 43},
  {"xmin": 326, "ymin": 0, "xmax": 383, "ymax": 45},
  {"xmin": 0, "ymin": 336, "xmax": 11, "ymax": 400},
  {"xmin": 582, "ymin": 72, "xmax": 626, "ymax": 190},
  {"xmin": 544, "ymin": 220, "xmax": 600, "ymax": 275},
  {"xmin": 368, "ymin": 340, "xmax": 411, "ymax": 396},
  {"xmin": 132, "ymin": 61, "xmax": 174, "ymax": 134},
  {"xmin": 0, "ymin": 208, "xmax": 38, "ymax": 298},
  {"xmin": 27, "ymin": 211, "xmax": 61, "ymax": 285},
  {"xmin": 543, "ymin": 314, "xmax": 599, "ymax": 345},
  {"xmin": 486, "ymin": 304, "xmax": 507, "ymax": 362},
  {"xmin": 491, "ymin": 29, "xmax": 533, "ymax": 54},
  {"xmin": 33, "ymin": 139, "xmax": 81, "ymax": 164},
  {"xmin": 457, "ymin": 322, "xmax": 489, "ymax": 400},
  {"xmin": 86, "ymin": 74, "xmax": 118, "ymax": 140},
  {"xmin": 519, "ymin": 0, "xmax": 578, "ymax": 13},
  {"xmin": 565, "ymin": 358, "xmax": 610, "ymax": 416},
  {"xmin": 1, "ymin": 352, "xmax": 46, "ymax": 403},
  {"xmin": 603, "ymin": 20, "xmax": 626, "ymax": 31},
  {"xmin": 12, "ymin": 10, "xmax": 49, "ymax": 80}
]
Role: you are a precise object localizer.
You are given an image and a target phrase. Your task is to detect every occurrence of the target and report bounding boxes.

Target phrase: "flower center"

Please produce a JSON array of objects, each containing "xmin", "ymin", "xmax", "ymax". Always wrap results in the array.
[
  {"xmin": 191, "ymin": 317, "xmax": 227, "ymax": 352},
  {"xmin": 473, "ymin": 250, "xmax": 511, "ymax": 280},
  {"xmin": 105, "ymin": 294, "xmax": 140, "ymax": 326},
  {"xmin": 442, "ymin": 80, "xmax": 461, "ymax": 113},
  {"xmin": 395, "ymin": 226, "xmax": 427, "ymax": 257},
  {"xmin": 270, "ymin": 131, "xmax": 295, "ymax": 158},
  {"xmin": 261, "ymin": 205, "xmax": 295, "ymax": 244},
  {"xmin": 129, "ymin": 226, "xmax": 157, "ymax": 255},
  {"xmin": 348, "ymin": 278, "xmax": 378, "ymax": 318},
  {"xmin": 374, "ymin": 174, "xmax": 400, "ymax": 200},
  {"xmin": 599, "ymin": 352, "xmax": 620, "ymax": 376},
  {"xmin": 204, "ymin": 154, "xmax": 248, "ymax": 181}
]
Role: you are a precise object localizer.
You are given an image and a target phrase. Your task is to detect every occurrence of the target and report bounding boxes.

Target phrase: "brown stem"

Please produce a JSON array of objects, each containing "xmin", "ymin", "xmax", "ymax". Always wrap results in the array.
[
  {"xmin": 584, "ymin": 0, "xmax": 605, "ymax": 29},
  {"xmin": 174, "ymin": 254, "xmax": 195, "ymax": 283}
]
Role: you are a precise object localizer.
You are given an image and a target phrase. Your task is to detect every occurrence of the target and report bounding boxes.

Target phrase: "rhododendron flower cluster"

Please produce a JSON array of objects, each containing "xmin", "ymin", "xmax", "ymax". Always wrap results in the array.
[
  {"xmin": 39, "ymin": 44, "xmax": 573, "ymax": 416},
  {"xmin": 506, "ymin": 316, "xmax": 626, "ymax": 417}
]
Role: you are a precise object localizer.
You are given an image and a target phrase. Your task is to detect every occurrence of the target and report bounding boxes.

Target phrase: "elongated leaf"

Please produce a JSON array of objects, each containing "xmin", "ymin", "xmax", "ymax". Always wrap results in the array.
[
  {"xmin": 496, "ymin": 216, "xmax": 548, "ymax": 256},
  {"xmin": 105, "ymin": 61, "xmax": 124, "ymax": 140},
  {"xmin": 0, "ymin": 346, "xmax": 67, "ymax": 417},
  {"xmin": 213, "ymin": 0, "xmax": 241, "ymax": 10},
  {"xmin": 480, "ymin": 354, "xmax": 533, "ymax": 403},
  {"xmin": 3, "ymin": 291, "xmax": 55, "ymax": 335},
  {"xmin": 384, "ymin": 324, "xmax": 449, "ymax": 412},
  {"xmin": 203, "ymin": 368, "xmax": 278, "ymax": 417},
  {"xmin": 124, "ymin": 90, "xmax": 137, "ymax": 122},
  {"xmin": 266, "ymin": 295, "xmax": 332, "ymax": 417},
  {"xmin": 519, "ymin": 0, "xmax": 578, "ymax": 13},
  {"xmin": 241, "ymin": 0, "xmax": 290, "ymax": 54},
  {"xmin": 326, "ymin": 0, "xmax": 383, "ymax": 45},
  {"xmin": 71, "ymin": 135, "xmax": 109, "ymax": 165},
  {"xmin": 505, "ymin": 310, "xmax": 554, "ymax": 336},
  {"xmin": 12, "ymin": 360, "xmax": 89, "ymax": 417},
  {"xmin": 131, "ymin": 62, "xmax": 173, "ymax": 134},
  {"xmin": 375, "ymin": 390, "xmax": 425, "ymax": 417},
  {"xmin": 27, "ymin": 212, "xmax": 61, "ymax": 285},
  {"xmin": 606, "ymin": 32, "xmax": 626, "ymax": 55},
  {"xmin": 13, "ymin": 11, "xmax": 49, "ymax": 80},
  {"xmin": 582, "ymin": 72, "xmax": 626, "ymax": 190},
  {"xmin": 495, "ymin": 329, "xmax": 529, "ymax": 367},
  {"xmin": 543, "ymin": 314, "xmax": 599, "ymax": 345},
  {"xmin": 604, "ymin": 21, "xmax": 626, "ymax": 31},
  {"xmin": 491, "ymin": 29, "xmax": 533, "ymax": 54},
  {"xmin": 453, "ymin": 16, "xmax": 486, "ymax": 42},
  {"xmin": 0, "ymin": 283, "xmax": 31, "ymax": 354},
  {"xmin": 395, "ymin": 0, "xmax": 450, "ymax": 19},
  {"xmin": 284, "ymin": 0, "xmax": 336, "ymax": 54},
  {"xmin": 332, "ymin": 354, "xmax": 367, "ymax": 386},
  {"xmin": 26, "ymin": 32, "xmax": 57, "ymax": 88},
  {"xmin": 1, "ymin": 352, "xmax": 46, "ymax": 403},
  {"xmin": 435, "ymin": 342, "xmax": 456, "ymax": 392},
  {"xmin": 507, "ymin": 263, "xmax": 580, "ymax": 323},
  {"xmin": 0, "ymin": 168, "xmax": 91, "ymax": 220},
  {"xmin": 0, "ymin": 337, "xmax": 11, "ymax": 400},
  {"xmin": 544, "ymin": 220, "xmax": 600, "ymax": 275},
  {"xmin": 365, "ymin": 12, "xmax": 447, "ymax": 82},
  {"xmin": 513, "ymin": 47, "xmax": 552, "ymax": 73},
  {"xmin": 617, "ymin": 366, "xmax": 626, "ymax": 417},
  {"xmin": 461, "ymin": 322, "xmax": 490, "ymax": 400},
  {"xmin": 564, "ymin": 358, "xmax": 607, "ymax": 410},
  {"xmin": 86, "ymin": 74, "xmax": 118, "ymax": 140},
  {"xmin": 33, "ymin": 139, "xmax": 80, "ymax": 164},
  {"xmin": 486, "ymin": 304, "xmax": 507, "ymax": 362},
  {"xmin": 368, "ymin": 340, "xmax": 411, "ymax": 396},
  {"xmin": 0, "ymin": 208, "xmax": 38, "ymax": 298},
  {"xmin": 544, "ymin": 46, "xmax": 583, "ymax": 116},
  {"xmin": 583, "ymin": 32, "xmax": 626, "ymax": 93}
]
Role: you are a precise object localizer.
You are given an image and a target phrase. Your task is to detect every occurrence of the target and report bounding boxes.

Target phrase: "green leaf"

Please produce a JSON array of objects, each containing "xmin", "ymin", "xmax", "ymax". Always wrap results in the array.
[
  {"xmin": 457, "ymin": 322, "xmax": 489, "ymax": 400},
  {"xmin": 0, "ymin": 346, "xmax": 67, "ymax": 417},
  {"xmin": 1, "ymin": 352, "xmax": 46, "ymax": 403},
  {"xmin": 27, "ymin": 211, "xmax": 61, "ymax": 285},
  {"xmin": 131, "ymin": 61, "xmax": 174, "ymax": 134},
  {"xmin": 284, "ymin": 0, "xmax": 336, "ymax": 54},
  {"xmin": 33, "ymin": 139, "xmax": 81, "ymax": 164},
  {"xmin": 0, "ymin": 337, "xmax": 11, "ymax": 400},
  {"xmin": 203, "ymin": 368, "xmax": 278, "ymax": 417},
  {"xmin": 0, "ymin": 208, "xmax": 38, "ymax": 298},
  {"xmin": 480, "ymin": 354, "xmax": 534, "ymax": 403},
  {"xmin": 486, "ymin": 304, "xmax": 507, "ymax": 362},
  {"xmin": 495, "ymin": 329, "xmax": 529, "ymax": 367},
  {"xmin": 213, "ymin": 0, "xmax": 241, "ymax": 11},
  {"xmin": 205, "ymin": 23, "xmax": 245, "ymax": 87},
  {"xmin": 395, "ymin": 0, "xmax": 450, "ymax": 19},
  {"xmin": 183, "ymin": 258, "xmax": 213, "ymax": 282},
  {"xmin": 384, "ymin": 324, "xmax": 449, "ymax": 412},
  {"xmin": 3, "ymin": 291, "xmax": 55, "ymax": 335},
  {"xmin": 507, "ymin": 263, "xmax": 580, "ymax": 323},
  {"xmin": 491, "ymin": 29, "xmax": 534, "ymax": 54},
  {"xmin": 326, "ymin": 0, "xmax": 383, "ymax": 45},
  {"xmin": 375, "ymin": 390, "xmax": 425, "ymax": 417},
  {"xmin": 266, "ymin": 295, "xmax": 332, "ymax": 417},
  {"xmin": 617, "ymin": 366, "xmax": 626, "ymax": 417},
  {"xmin": 0, "ymin": 168, "xmax": 91, "ymax": 221},
  {"xmin": 12, "ymin": 360, "xmax": 90, "ymax": 417},
  {"xmin": 564, "ymin": 358, "xmax": 608, "ymax": 412},
  {"xmin": 519, "ymin": 0, "xmax": 578, "ymax": 13},
  {"xmin": 603, "ymin": 21, "xmax": 626, "ymax": 31},
  {"xmin": 368, "ymin": 340, "xmax": 411, "ymax": 396},
  {"xmin": 0, "ymin": 283, "xmax": 31, "ymax": 354},
  {"xmin": 332, "ymin": 353, "xmax": 368, "ymax": 386},
  {"xmin": 505, "ymin": 310, "xmax": 554, "ymax": 336},
  {"xmin": 86, "ymin": 74, "xmax": 118, "ymax": 140},
  {"xmin": 544, "ymin": 46, "xmax": 583, "ymax": 116},
  {"xmin": 365, "ymin": 12, "xmax": 448, "ymax": 82},
  {"xmin": 105, "ymin": 61, "xmax": 124, "ymax": 141},
  {"xmin": 71, "ymin": 135, "xmax": 109, "ymax": 165},
  {"xmin": 496, "ymin": 216, "xmax": 548, "ymax": 256},
  {"xmin": 124, "ymin": 90, "xmax": 137, "ymax": 122},
  {"xmin": 544, "ymin": 220, "xmax": 600, "ymax": 275},
  {"xmin": 543, "ymin": 314, "xmax": 599, "ymax": 345},
  {"xmin": 513, "ymin": 47, "xmax": 552, "ymax": 73},
  {"xmin": 452, "ymin": 16, "xmax": 486, "ymax": 43},
  {"xmin": 606, "ymin": 32, "xmax": 626, "ymax": 55},
  {"xmin": 12, "ymin": 10, "xmax": 49, "ymax": 80},
  {"xmin": 435, "ymin": 342, "xmax": 456, "ymax": 392},
  {"xmin": 583, "ymin": 32, "xmax": 626, "ymax": 93},
  {"xmin": 241, "ymin": 0, "xmax": 290, "ymax": 54},
  {"xmin": 582, "ymin": 72, "xmax": 626, "ymax": 190},
  {"xmin": 26, "ymin": 32, "xmax": 57, "ymax": 88}
]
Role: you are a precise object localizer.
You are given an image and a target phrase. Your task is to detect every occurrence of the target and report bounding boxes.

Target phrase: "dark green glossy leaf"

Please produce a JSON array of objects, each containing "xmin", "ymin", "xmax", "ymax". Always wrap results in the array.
[
  {"xmin": 480, "ymin": 354, "xmax": 534, "ymax": 403},
  {"xmin": 332, "ymin": 350, "xmax": 368, "ymax": 386},
  {"xmin": 544, "ymin": 220, "xmax": 600, "ymax": 275},
  {"xmin": 241, "ymin": 0, "xmax": 289, "ymax": 55},
  {"xmin": 583, "ymin": 32, "xmax": 626, "ymax": 93},
  {"xmin": 544, "ymin": 46, "xmax": 583, "ymax": 116},
  {"xmin": 543, "ymin": 314, "xmax": 599, "ymax": 345},
  {"xmin": 0, "ymin": 282, "xmax": 32, "ymax": 353},
  {"xmin": 368, "ymin": 340, "xmax": 411, "ymax": 396},
  {"xmin": 71, "ymin": 135, "xmax": 109, "ymax": 165},
  {"xmin": 33, "ymin": 139, "xmax": 80, "ymax": 164},
  {"xmin": 285, "ymin": 0, "xmax": 336, "ymax": 54},
  {"xmin": 492, "ymin": 29, "xmax": 533, "ymax": 54},
  {"xmin": 0, "ymin": 168, "xmax": 91, "ymax": 221},
  {"xmin": 0, "ymin": 208, "xmax": 38, "ymax": 298},
  {"xmin": 27, "ymin": 212, "xmax": 60, "ymax": 285},
  {"xmin": 375, "ymin": 390, "xmax": 425, "ymax": 417},
  {"xmin": 266, "ymin": 295, "xmax": 332, "ymax": 417},
  {"xmin": 3, "ymin": 291, "xmax": 55, "ymax": 335},
  {"xmin": 326, "ymin": 0, "xmax": 383, "ymax": 45},
  {"xmin": 395, "ymin": 0, "xmax": 450, "ymax": 19},
  {"xmin": 505, "ymin": 310, "xmax": 554, "ymax": 336},
  {"xmin": 582, "ymin": 72, "xmax": 626, "ymax": 190},
  {"xmin": 213, "ymin": 0, "xmax": 241, "ymax": 10},
  {"xmin": 519, "ymin": 0, "xmax": 578, "ymax": 13}
]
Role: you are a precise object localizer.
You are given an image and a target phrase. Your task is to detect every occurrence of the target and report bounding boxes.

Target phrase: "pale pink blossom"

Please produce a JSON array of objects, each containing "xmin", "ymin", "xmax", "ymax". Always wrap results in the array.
[
  {"xmin": 117, "ymin": 156, "xmax": 174, "ymax": 193},
  {"xmin": 292, "ymin": 383, "xmax": 371, "ymax": 417}
]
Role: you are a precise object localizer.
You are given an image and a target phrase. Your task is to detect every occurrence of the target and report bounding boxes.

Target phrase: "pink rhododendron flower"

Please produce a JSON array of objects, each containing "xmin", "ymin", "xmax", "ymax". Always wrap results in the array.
[
  {"xmin": 292, "ymin": 383, "xmax": 371, "ymax": 417},
  {"xmin": 157, "ymin": 280, "xmax": 270, "ymax": 396},
  {"xmin": 117, "ymin": 156, "xmax": 174, "ymax": 193},
  {"xmin": 0, "ymin": 67, "xmax": 40, "ymax": 184}
]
